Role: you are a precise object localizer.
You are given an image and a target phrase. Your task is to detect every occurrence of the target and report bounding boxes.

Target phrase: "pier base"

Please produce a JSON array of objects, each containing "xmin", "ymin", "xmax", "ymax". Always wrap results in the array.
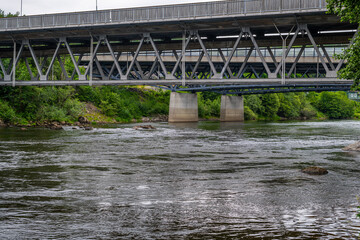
[
  {"xmin": 169, "ymin": 92, "xmax": 198, "ymax": 123},
  {"xmin": 220, "ymin": 95, "xmax": 244, "ymax": 122}
]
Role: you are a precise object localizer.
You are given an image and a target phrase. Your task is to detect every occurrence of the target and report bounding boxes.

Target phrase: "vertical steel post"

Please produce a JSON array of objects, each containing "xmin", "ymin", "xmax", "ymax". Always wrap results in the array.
[
  {"xmin": 90, "ymin": 36, "xmax": 93, "ymax": 86},
  {"xmin": 12, "ymin": 41, "xmax": 16, "ymax": 87},
  {"xmin": 182, "ymin": 31, "xmax": 186, "ymax": 85},
  {"xmin": 282, "ymin": 39, "xmax": 286, "ymax": 83}
]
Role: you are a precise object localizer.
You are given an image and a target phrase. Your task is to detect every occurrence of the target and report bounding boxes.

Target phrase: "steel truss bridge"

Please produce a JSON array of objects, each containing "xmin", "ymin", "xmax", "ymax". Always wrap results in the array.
[{"xmin": 0, "ymin": 0, "xmax": 358, "ymax": 94}]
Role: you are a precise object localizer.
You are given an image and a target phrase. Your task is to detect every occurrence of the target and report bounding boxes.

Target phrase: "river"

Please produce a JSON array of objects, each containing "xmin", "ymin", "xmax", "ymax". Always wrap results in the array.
[{"xmin": 0, "ymin": 120, "xmax": 359, "ymax": 239}]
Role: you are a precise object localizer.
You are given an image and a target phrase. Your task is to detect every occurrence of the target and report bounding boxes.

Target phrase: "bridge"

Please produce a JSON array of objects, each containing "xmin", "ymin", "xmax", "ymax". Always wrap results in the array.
[{"xmin": 0, "ymin": 0, "xmax": 358, "ymax": 122}]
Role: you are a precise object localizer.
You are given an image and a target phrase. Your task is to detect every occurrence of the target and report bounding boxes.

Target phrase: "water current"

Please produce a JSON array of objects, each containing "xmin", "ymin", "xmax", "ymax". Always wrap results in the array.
[{"xmin": 0, "ymin": 120, "xmax": 359, "ymax": 239}]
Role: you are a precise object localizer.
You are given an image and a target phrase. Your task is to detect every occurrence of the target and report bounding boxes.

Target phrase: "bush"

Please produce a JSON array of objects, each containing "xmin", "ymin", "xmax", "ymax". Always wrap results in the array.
[
  {"xmin": 0, "ymin": 100, "xmax": 17, "ymax": 123},
  {"xmin": 244, "ymin": 95, "xmax": 263, "ymax": 115},
  {"xmin": 300, "ymin": 105, "xmax": 318, "ymax": 119},
  {"xmin": 244, "ymin": 106, "xmax": 257, "ymax": 120},
  {"xmin": 63, "ymin": 98, "xmax": 85, "ymax": 120},
  {"xmin": 198, "ymin": 93, "xmax": 221, "ymax": 118},
  {"xmin": 259, "ymin": 94, "xmax": 280, "ymax": 119},
  {"xmin": 277, "ymin": 93, "xmax": 301, "ymax": 119},
  {"xmin": 76, "ymin": 86, "xmax": 101, "ymax": 105},
  {"xmin": 36, "ymin": 105, "xmax": 68, "ymax": 122},
  {"xmin": 317, "ymin": 92, "xmax": 355, "ymax": 119}
]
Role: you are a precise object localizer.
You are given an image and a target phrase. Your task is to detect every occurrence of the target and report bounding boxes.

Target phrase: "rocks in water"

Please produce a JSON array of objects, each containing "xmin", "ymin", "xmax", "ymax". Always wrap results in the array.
[
  {"xmin": 301, "ymin": 167, "xmax": 328, "ymax": 175},
  {"xmin": 84, "ymin": 126, "xmax": 93, "ymax": 131},
  {"xmin": 78, "ymin": 116, "xmax": 90, "ymax": 124},
  {"xmin": 142, "ymin": 115, "xmax": 168, "ymax": 122},
  {"xmin": 49, "ymin": 124, "xmax": 63, "ymax": 130},
  {"xmin": 342, "ymin": 141, "xmax": 360, "ymax": 152},
  {"xmin": 20, "ymin": 128, "xmax": 27, "ymax": 131},
  {"xmin": 133, "ymin": 125, "xmax": 156, "ymax": 130}
]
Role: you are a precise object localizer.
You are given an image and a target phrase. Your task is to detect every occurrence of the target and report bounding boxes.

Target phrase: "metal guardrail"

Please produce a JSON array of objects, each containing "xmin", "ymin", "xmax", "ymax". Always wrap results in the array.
[
  {"xmin": 128, "ymin": 46, "xmax": 343, "ymax": 59},
  {"xmin": 0, "ymin": 0, "xmax": 327, "ymax": 31}
]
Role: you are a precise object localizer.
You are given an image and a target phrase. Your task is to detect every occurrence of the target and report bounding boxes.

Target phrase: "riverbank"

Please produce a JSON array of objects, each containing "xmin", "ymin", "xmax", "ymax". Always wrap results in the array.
[{"xmin": 1, "ymin": 86, "xmax": 360, "ymax": 128}]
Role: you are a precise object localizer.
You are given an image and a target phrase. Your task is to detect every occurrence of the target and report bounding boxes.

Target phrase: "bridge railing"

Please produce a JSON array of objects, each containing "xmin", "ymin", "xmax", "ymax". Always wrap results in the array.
[{"xmin": 0, "ymin": 0, "xmax": 327, "ymax": 31}]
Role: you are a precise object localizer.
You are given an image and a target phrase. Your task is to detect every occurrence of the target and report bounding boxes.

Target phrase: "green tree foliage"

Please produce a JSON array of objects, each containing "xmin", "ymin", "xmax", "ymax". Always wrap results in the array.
[
  {"xmin": 244, "ymin": 106, "xmax": 257, "ymax": 120},
  {"xmin": 198, "ymin": 92, "xmax": 221, "ymax": 119},
  {"xmin": 316, "ymin": 92, "xmax": 355, "ymax": 119},
  {"xmin": 244, "ymin": 95, "xmax": 263, "ymax": 116},
  {"xmin": 0, "ymin": 100, "xmax": 17, "ymax": 123},
  {"xmin": 259, "ymin": 94, "xmax": 280, "ymax": 119},
  {"xmin": 0, "ymin": 9, "xmax": 19, "ymax": 18},
  {"xmin": 76, "ymin": 86, "xmax": 170, "ymax": 122},
  {"xmin": 326, "ymin": 0, "xmax": 360, "ymax": 85},
  {"xmin": 277, "ymin": 93, "xmax": 302, "ymax": 119},
  {"xmin": 0, "ymin": 86, "xmax": 85, "ymax": 123},
  {"xmin": 327, "ymin": 0, "xmax": 360, "ymax": 23}
]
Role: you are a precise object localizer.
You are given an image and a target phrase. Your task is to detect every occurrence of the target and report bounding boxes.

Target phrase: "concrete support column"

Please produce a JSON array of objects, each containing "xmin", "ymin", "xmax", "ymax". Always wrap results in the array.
[
  {"xmin": 169, "ymin": 92, "xmax": 198, "ymax": 123},
  {"xmin": 220, "ymin": 95, "xmax": 244, "ymax": 122}
]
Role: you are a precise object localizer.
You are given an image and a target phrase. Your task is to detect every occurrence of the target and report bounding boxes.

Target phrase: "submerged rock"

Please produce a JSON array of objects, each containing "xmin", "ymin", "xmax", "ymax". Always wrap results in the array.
[
  {"xmin": 142, "ymin": 115, "xmax": 168, "ymax": 122},
  {"xmin": 133, "ymin": 125, "xmax": 156, "ymax": 130},
  {"xmin": 301, "ymin": 167, "xmax": 328, "ymax": 175},
  {"xmin": 48, "ymin": 122, "xmax": 63, "ymax": 130},
  {"xmin": 342, "ymin": 141, "xmax": 360, "ymax": 152},
  {"xmin": 84, "ymin": 126, "xmax": 94, "ymax": 131},
  {"xmin": 78, "ymin": 116, "xmax": 90, "ymax": 124},
  {"xmin": 50, "ymin": 125, "xmax": 63, "ymax": 130}
]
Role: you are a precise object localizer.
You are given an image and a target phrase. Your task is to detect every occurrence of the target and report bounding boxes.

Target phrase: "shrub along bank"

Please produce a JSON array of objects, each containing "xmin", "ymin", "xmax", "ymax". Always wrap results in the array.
[{"xmin": 0, "ymin": 85, "xmax": 359, "ymax": 126}]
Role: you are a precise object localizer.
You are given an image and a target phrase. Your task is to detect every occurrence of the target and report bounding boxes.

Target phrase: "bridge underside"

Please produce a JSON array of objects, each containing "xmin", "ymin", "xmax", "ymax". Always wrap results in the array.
[{"xmin": 0, "ymin": 7, "xmax": 357, "ymax": 94}]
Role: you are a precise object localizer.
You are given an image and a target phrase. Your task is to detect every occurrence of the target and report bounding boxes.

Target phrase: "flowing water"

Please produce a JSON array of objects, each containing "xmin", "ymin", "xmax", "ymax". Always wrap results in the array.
[{"xmin": 0, "ymin": 120, "xmax": 359, "ymax": 239}]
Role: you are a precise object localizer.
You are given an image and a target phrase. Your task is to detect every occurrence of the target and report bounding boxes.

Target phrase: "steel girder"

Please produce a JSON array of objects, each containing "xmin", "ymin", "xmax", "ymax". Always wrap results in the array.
[
  {"xmin": 0, "ymin": 25, "xmax": 358, "ymax": 90},
  {"xmin": 160, "ymin": 84, "xmax": 352, "ymax": 95}
]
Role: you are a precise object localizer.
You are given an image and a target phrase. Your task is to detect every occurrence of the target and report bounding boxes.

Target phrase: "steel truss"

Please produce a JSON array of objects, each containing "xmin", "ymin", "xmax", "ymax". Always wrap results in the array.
[
  {"xmin": 0, "ymin": 24, "xmax": 357, "ymax": 88},
  {"xmin": 162, "ymin": 84, "xmax": 352, "ymax": 95}
]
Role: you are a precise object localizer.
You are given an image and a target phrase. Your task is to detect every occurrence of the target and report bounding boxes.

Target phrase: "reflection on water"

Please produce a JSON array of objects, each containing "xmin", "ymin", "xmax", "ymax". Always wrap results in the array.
[{"xmin": 0, "ymin": 121, "xmax": 360, "ymax": 239}]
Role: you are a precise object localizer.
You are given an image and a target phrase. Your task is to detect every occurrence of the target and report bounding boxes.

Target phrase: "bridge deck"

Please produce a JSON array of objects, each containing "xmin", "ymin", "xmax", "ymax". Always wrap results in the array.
[
  {"xmin": 0, "ymin": 0, "xmax": 327, "ymax": 33},
  {"xmin": 0, "ymin": 0, "xmax": 356, "ymax": 91}
]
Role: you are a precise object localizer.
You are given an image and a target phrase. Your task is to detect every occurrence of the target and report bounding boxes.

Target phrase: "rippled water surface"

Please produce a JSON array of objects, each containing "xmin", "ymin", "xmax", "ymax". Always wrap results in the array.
[{"xmin": 0, "ymin": 121, "xmax": 360, "ymax": 239}]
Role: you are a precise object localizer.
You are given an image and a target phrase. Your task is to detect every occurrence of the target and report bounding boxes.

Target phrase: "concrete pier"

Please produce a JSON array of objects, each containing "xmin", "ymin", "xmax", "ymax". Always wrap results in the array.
[
  {"xmin": 220, "ymin": 95, "xmax": 244, "ymax": 122},
  {"xmin": 168, "ymin": 92, "xmax": 198, "ymax": 123}
]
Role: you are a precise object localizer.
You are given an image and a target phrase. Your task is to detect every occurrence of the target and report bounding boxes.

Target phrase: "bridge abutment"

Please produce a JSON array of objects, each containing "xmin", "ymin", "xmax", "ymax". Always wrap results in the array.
[
  {"xmin": 220, "ymin": 95, "xmax": 244, "ymax": 122},
  {"xmin": 168, "ymin": 92, "xmax": 198, "ymax": 123}
]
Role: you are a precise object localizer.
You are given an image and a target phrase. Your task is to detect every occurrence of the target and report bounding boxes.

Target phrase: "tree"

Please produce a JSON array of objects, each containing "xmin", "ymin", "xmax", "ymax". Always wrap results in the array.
[
  {"xmin": 0, "ymin": 9, "xmax": 19, "ymax": 18},
  {"xmin": 317, "ymin": 92, "xmax": 355, "ymax": 119},
  {"xmin": 259, "ymin": 94, "xmax": 280, "ymax": 119},
  {"xmin": 326, "ymin": 0, "xmax": 360, "ymax": 86}
]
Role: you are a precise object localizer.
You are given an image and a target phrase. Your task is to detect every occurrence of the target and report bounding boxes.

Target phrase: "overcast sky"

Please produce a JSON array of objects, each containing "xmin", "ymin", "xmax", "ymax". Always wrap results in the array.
[{"xmin": 3, "ymin": 0, "xmax": 220, "ymax": 16}]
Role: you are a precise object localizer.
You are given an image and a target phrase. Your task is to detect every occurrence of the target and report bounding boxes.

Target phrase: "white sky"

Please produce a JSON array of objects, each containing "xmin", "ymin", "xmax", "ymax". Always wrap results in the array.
[{"xmin": 2, "ymin": 0, "xmax": 220, "ymax": 16}]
